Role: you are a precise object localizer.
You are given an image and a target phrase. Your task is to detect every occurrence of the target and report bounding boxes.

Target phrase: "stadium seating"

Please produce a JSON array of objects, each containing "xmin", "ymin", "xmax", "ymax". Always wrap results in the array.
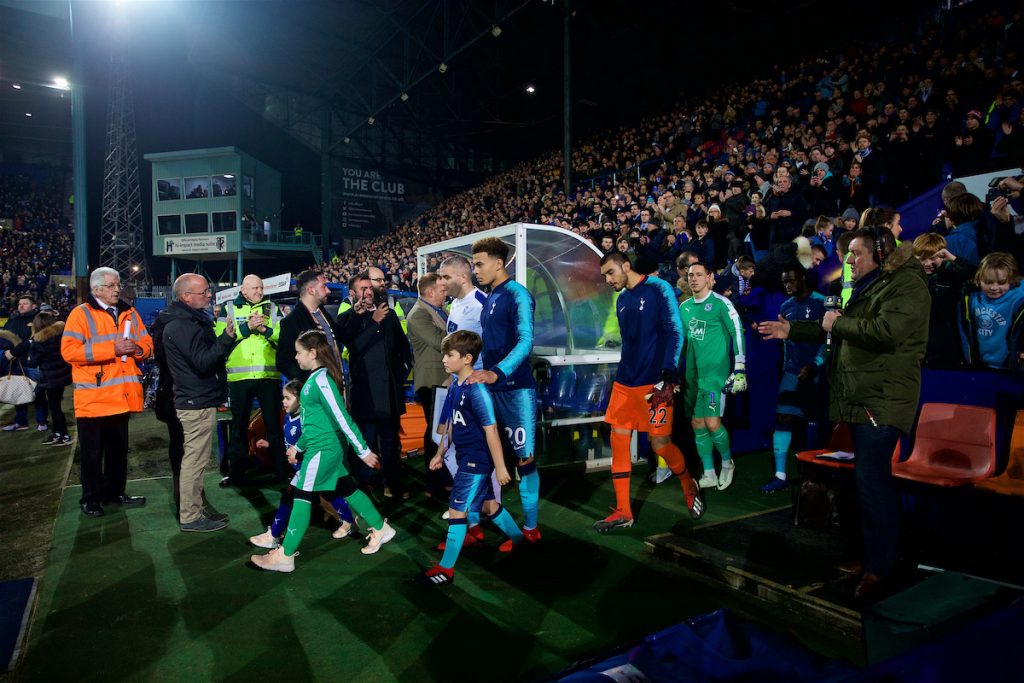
[
  {"xmin": 973, "ymin": 410, "xmax": 1024, "ymax": 497},
  {"xmin": 892, "ymin": 403, "xmax": 997, "ymax": 487}
]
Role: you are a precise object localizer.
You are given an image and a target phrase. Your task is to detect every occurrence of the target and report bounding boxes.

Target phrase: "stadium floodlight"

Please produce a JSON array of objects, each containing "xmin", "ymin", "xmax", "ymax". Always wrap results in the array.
[
  {"xmin": 400, "ymin": 92, "xmax": 409, "ymax": 101},
  {"xmin": 12, "ymin": 83, "xmax": 21, "ymax": 89},
  {"xmin": 368, "ymin": 116, "xmax": 375, "ymax": 125},
  {"xmin": 131, "ymin": 265, "xmax": 140, "ymax": 273},
  {"xmin": 223, "ymin": 174, "xmax": 234, "ymax": 178},
  {"xmin": 25, "ymin": 112, "xmax": 32, "ymax": 117},
  {"xmin": 526, "ymin": 85, "xmax": 536, "ymax": 94},
  {"xmin": 344, "ymin": 137, "xmax": 351, "ymax": 144},
  {"xmin": 53, "ymin": 76, "xmax": 70, "ymax": 90},
  {"xmin": 491, "ymin": 25, "xmax": 502, "ymax": 37},
  {"xmin": 438, "ymin": 62, "xmax": 448, "ymax": 74}
]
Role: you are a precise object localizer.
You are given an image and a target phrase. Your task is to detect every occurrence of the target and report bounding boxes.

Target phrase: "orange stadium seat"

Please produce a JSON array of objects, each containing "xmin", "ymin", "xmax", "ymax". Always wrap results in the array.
[
  {"xmin": 974, "ymin": 410, "xmax": 1024, "ymax": 497},
  {"xmin": 400, "ymin": 401, "xmax": 428, "ymax": 456},
  {"xmin": 795, "ymin": 422, "xmax": 900, "ymax": 471},
  {"xmin": 892, "ymin": 403, "xmax": 997, "ymax": 487}
]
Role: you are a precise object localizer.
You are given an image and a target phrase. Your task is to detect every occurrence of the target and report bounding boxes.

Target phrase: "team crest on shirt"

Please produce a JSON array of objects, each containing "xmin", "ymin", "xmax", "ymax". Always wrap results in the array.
[
  {"xmin": 704, "ymin": 303, "xmax": 713, "ymax": 312},
  {"xmin": 448, "ymin": 320, "xmax": 457, "ymax": 333},
  {"xmin": 639, "ymin": 297, "xmax": 646, "ymax": 311},
  {"xmin": 688, "ymin": 318, "xmax": 707, "ymax": 340}
]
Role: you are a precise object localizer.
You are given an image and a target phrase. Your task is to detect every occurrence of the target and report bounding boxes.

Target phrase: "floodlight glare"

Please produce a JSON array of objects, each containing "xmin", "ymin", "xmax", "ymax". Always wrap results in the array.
[
  {"xmin": 223, "ymin": 174, "xmax": 234, "ymax": 179},
  {"xmin": 12, "ymin": 83, "xmax": 22, "ymax": 89},
  {"xmin": 438, "ymin": 63, "xmax": 448, "ymax": 74},
  {"xmin": 343, "ymin": 137, "xmax": 351, "ymax": 144},
  {"xmin": 53, "ymin": 76, "xmax": 70, "ymax": 90},
  {"xmin": 400, "ymin": 92, "xmax": 409, "ymax": 101},
  {"xmin": 526, "ymin": 85, "xmax": 536, "ymax": 94},
  {"xmin": 25, "ymin": 112, "xmax": 32, "ymax": 117},
  {"xmin": 491, "ymin": 25, "xmax": 502, "ymax": 37}
]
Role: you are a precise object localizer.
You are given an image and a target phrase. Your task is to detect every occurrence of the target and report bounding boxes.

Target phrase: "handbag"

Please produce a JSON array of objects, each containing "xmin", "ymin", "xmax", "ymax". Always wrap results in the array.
[{"xmin": 0, "ymin": 361, "xmax": 38, "ymax": 406}]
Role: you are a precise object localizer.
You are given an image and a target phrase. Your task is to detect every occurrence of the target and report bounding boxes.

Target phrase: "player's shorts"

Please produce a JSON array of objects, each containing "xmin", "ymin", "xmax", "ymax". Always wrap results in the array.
[
  {"xmin": 776, "ymin": 372, "xmax": 805, "ymax": 417},
  {"xmin": 683, "ymin": 377, "xmax": 728, "ymax": 419},
  {"xmin": 293, "ymin": 449, "xmax": 347, "ymax": 493},
  {"xmin": 492, "ymin": 387, "xmax": 536, "ymax": 461},
  {"xmin": 449, "ymin": 470, "xmax": 495, "ymax": 513},
  {"xmin": 604, "ymin": 382, "xmax": 673, "ymax": 437}
]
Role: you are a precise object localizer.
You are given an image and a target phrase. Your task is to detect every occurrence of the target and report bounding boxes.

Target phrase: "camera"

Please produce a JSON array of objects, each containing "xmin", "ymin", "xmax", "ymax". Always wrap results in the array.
[{"xmin": 373, "ymin": 288, "xmax": 388, "ymax": 308}]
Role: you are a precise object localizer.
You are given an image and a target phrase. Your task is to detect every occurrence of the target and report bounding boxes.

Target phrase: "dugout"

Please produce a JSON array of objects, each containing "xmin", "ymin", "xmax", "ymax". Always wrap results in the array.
[{"xmin": 418, "ymin": 223, "xmax": 623, "ymax": 470}]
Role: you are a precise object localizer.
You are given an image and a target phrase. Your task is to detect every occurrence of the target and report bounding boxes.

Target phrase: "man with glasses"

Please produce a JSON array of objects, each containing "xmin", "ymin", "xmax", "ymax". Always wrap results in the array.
[
  {"xmin": 61, "ymin": 267, "xmax": 153, "ymax": 517},
  {"xmin": 338, "ymin": 269, "xmax": 412, "ymax": 500},
  {"xmin": 159, "ymin": 274, "xmax": 236, "ymax": 532}
]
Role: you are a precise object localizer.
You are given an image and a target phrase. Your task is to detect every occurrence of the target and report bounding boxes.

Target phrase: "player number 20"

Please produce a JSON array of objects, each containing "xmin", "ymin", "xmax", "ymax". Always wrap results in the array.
[
  {"xmin": 504, "ymin": 426, "xmax": 527, "ymax": 448},
  {"xmin": 648, "ymin": 407, "xmax": 667, "ymax": 426}
]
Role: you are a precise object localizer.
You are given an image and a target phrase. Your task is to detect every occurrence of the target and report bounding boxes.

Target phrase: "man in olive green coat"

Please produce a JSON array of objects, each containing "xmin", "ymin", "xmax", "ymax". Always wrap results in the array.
[{"xmin": 759, "ymin": 229, "xmax": 929, "ymax": 601}]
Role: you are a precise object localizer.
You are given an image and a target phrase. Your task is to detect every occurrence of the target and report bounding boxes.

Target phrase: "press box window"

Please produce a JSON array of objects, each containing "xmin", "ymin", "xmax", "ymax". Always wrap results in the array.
[
  {"xmin": 212, "ymin": 211, "xmax": 236, "ymax": 232},
  {"xmin": 184, "ymin": 213, "xmax": 209, "ymax": 233},
  {"xmin": 157, "ymin": 215, "xmax": 181, "ymax": 235}
]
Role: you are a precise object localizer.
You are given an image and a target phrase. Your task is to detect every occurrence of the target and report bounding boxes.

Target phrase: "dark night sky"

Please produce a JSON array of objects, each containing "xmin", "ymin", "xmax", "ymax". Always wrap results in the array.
[{"xmin": 2, "ymin": 0, "xmax": 935, "ymax": 280}]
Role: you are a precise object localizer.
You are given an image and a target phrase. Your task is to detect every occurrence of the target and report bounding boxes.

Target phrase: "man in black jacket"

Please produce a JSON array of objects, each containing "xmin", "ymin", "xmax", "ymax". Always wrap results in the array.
[
  {"xmin": 338, "ymin": 270, "xmax": 412, "ymax": 499},
  {"xmin": 276, "ymin": 270, "xmax": 340, "ymax": 382},
  {"xmin": 161, "ymin": 274, "xmax": 235, "ymax": 533}
]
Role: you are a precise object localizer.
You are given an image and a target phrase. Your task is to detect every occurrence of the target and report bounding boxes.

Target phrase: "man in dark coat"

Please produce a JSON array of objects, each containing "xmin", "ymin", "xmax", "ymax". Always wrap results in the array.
[
  {"xmin": 759, "ymin": 231, "xmax": 929, "ymax": 602},
  {"xmin": 338, "ymin": 270, "xmax": 412, "ymax": 500},
  {"xmin": 276, "ymin": 270, "xmax": 340, "ymax": 382},
  {"xmin": 161, "ymin": 274, "xmax": 236, "ymax": 533},
  {"xmin": 764, "ymin": 175, "xmax": 808, "ymax": 247}
]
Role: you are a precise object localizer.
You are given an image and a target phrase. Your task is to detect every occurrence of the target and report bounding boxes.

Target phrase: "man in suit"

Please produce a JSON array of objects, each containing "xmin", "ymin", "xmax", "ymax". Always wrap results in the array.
[
  {"xmin": 406, "ymin": 273, "xmax": 452, "ymax": 501},
  {"xmin": 276, "ymin": 270, "xmax": 341, "ymax": 382}
]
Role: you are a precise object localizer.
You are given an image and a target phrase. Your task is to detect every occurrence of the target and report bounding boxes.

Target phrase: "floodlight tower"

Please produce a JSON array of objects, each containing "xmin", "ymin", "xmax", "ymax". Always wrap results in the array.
[{"xmin": 99, "ymin": 45, "xmax": 150, "ymax": 288}]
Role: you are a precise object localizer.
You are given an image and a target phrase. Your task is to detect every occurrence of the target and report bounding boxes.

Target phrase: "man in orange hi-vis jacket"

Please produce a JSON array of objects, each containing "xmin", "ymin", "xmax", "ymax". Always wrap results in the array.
[{"xmin": 62, "ymin": 267, "xmax": 153, "ymax": 517}]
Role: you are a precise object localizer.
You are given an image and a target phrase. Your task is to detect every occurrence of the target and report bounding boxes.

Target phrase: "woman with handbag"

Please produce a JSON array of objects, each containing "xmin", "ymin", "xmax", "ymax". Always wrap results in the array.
[{"xmin": 27, "ymin": 310, "xmax": 73, "ymax": 446}]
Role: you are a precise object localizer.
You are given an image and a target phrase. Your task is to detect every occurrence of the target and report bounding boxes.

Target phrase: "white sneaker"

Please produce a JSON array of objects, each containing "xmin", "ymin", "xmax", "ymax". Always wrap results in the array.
[
  {"xmin": 249, "ymin": 527, "xmax": 280, "ymax": 549},
  {"xmin": 649, "ymin": 466, "xmax": 673, "ymax": 485},
  {"xmin": 718, "ymin": 461, "xmax": 736, "ymax": 491},
  {"xmin": 441, "ymin": 510, "xmax": 450, "ymax": 520},
  {"xmin": 697, "ymin": 472, "xmax": 719, "ymax": 489},
  {"xmin": 251, "ymin": 546, "xmax": 295, "ymax": 572},
  {"xmin": 37, "ymin": 423, "xmax": 49, "ymax": 432},
  {"xmin": 361, "ymin": 521, "xmax": 396, "ymax": 555},
  {"xmin": 332, "ymin": 521, "xmax": 352, "ymax": 539}
]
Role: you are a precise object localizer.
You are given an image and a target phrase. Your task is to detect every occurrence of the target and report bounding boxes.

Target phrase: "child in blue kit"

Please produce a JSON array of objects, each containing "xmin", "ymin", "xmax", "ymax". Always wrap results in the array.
[
  {"xmin": 415, "ymin": 331, "xmax": 523, "ymax": 586},
  {"xmin": 960, "ymin": 252, "xmax": 1024, "ymax": 370},
  {"xmin": 249, "ymin": 379, "xmax": 356, "ymax": 549}
]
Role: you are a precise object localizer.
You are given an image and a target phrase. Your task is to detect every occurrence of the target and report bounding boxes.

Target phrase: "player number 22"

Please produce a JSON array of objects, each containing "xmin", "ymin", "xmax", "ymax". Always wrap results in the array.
[{"xmin": 648, "ymin": 407, "xmax": 667, "ymax": 426}]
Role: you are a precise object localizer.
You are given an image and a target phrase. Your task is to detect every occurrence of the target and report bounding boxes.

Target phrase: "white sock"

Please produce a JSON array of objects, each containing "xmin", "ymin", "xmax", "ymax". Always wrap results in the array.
[{"xmin": 775, "ymin": 472, "xmax": 787, "ymax": 481}]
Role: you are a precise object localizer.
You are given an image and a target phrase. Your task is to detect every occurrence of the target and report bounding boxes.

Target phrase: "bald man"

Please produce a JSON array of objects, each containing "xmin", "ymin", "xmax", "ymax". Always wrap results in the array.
[
  {"xmin": 160, "ymin": 274, "xmax": 235, "ymax": 532},
  {"xmin": 223, "ymin": 274, "xmax": 286, "ymax": 484}
]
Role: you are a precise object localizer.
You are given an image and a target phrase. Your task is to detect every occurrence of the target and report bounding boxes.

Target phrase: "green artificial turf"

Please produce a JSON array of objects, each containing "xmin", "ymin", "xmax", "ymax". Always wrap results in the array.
[{"xmin": 19, "ymin": 445, "xmax": 793, "ymax": 682}]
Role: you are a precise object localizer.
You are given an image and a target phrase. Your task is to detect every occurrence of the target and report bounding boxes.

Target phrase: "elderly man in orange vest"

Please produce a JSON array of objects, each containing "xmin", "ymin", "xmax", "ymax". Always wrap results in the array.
[{"xmin": 62, "ymin": 267, "xmax": 153, "ymax": 517}]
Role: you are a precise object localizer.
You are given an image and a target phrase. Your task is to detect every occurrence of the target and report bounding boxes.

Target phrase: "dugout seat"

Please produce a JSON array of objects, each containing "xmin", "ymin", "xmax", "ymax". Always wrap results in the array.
[
  {"xmin": 974, "ymin": 410, "xmax": 1024, "ymax": 497},
  {"xmin": 892, "ymin": 403, "xmax": 997, "ymax": 487},
  {"xmin": 795, "ymin": 422, "xmax": 900, "ymax": 471},
  {"xmin": 400, "ymin": 402, "xmax": 428, "ymax": 455}
]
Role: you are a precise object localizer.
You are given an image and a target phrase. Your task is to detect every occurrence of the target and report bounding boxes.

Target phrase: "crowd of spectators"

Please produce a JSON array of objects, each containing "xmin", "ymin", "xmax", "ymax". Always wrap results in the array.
[
  {"xmin": 309, "ymin": 3, "xmax": 1024, "ymax": 372},
  {"xmin": 0, "ymin": 166, "xmax": 75, "ymax": 317}
]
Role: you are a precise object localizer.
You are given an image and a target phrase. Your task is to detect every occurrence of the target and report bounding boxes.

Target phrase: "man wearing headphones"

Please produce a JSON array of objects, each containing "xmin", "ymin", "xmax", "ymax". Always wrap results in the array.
[{"xmin": 758, "ymin": 227, "xmax": 929, "ymax": 602}]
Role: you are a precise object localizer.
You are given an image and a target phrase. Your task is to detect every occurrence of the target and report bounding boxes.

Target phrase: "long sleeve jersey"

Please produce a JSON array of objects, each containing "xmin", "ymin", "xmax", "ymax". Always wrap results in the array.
[
  {"xmin": 480, "ymin": 278, "xmax": 536, "ymax": 391},
  {"xmin": 679, "ymin": 291, "xmax": 746, "ymax": 378},
  {"xmin": 295, "ymin": 368, "xmax": 371, "ymax": 460},
  {"xmin": 614, "ymin": 275, "xmax": 684, "ymax": 386}
]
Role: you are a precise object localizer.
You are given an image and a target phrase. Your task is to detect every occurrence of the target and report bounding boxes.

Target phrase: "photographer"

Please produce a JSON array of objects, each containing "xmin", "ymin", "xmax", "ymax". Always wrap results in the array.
[
  {"xmin": 338, "ymin": 269, "xmax": 412, "ymax": 501},
  {"xmin": 758, "ymin": 229, "xmax": 930, "ymax": 601}
]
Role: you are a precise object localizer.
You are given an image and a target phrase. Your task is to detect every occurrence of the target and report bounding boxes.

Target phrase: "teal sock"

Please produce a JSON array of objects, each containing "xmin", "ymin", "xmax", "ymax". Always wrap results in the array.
[
  {"xmin": 487, "ymin": 505, "xmax": 523, "ymax": 542},
  {"xmin": 467, "ymin": 511, "xmax": 480, "ymax": 527},
  {"xmin": 710, "ymin": 426, "xmax": 732, "ymax": 462},
  {"xmin": 281, "ymin": 499, "xmax": 311, "ymax": 556},
  {"xmin": 518, "ymin": 463, "xmax": 540, "ymax": 530},
  {"xmin": 439, "ymin": 518, "xmax": 468, "ymax": 569},
  {"xmin": 772, "ymin": 430, "xmax": 792, "ymax": 479},
  {"xmin": 694, "ymin": 427, "xmax": 713, "ymax": 472}
]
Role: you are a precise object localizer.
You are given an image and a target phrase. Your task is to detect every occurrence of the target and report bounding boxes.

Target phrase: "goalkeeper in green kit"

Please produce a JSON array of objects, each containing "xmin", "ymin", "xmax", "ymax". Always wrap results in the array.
[{"xmin": 678, "ymin": 262, "xmax": 747, "ymax": 490}]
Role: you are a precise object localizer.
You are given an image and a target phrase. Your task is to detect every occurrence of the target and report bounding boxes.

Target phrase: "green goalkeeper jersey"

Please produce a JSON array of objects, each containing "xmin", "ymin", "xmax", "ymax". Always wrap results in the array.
[
  {"xmin": 678, "ymin": 292, "xmax": 746, "ymax": 380},
  {"xmin": 295, "ymin": 367, "xmax": 371, "ymax": 461}
]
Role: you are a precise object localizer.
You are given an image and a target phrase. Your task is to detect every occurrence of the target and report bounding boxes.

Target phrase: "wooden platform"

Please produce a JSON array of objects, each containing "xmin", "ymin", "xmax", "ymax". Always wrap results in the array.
[{"xmin": 645, "ymin": 507, "xmax": 869, "ymax": 646}]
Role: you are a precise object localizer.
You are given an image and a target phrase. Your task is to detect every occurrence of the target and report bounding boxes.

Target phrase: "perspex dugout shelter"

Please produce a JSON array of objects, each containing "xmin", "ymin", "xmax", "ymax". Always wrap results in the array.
[{"xmin": 417, "ymin": 223, "xmax": 628, "ymax": 470}]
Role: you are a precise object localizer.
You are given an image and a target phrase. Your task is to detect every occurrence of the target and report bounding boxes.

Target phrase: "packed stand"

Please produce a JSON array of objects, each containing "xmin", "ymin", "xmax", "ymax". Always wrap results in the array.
[{"xmin": 0, "ymin": 165, "xmax": 75, "ymax": 317}]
